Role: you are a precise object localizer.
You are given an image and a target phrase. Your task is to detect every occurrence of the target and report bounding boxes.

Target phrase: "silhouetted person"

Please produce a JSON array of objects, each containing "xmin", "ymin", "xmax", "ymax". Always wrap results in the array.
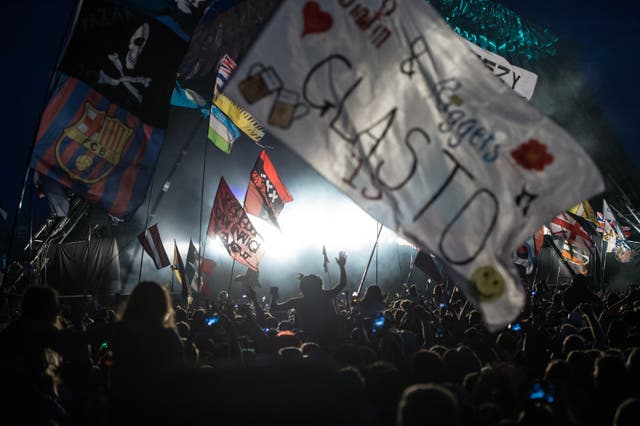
[
  {"xmin": 397, "ymin": 383, "xmax": 460, "ymax": 426},
  {"xmin": 108, "ymin": 281, "xmax": 184, "ymax": 422},
  {"xmin": 0, "ymin": 287, "xmax": 71, "ymax": 424},
  {"xmin": 270, "ymin": 251, "xmax": 347, "ymax": 345},
  {"xmin": 356, "ymin": 284, "xmax": 385, "ymax": 316}
]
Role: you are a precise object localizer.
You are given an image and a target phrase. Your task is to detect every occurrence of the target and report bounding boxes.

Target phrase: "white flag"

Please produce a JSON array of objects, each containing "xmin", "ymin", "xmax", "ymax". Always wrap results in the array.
[
  {"xmin": 224, "ymin": 0, "xmax": 604, "ymax": 330},
  {"xmin": 602, "ymin": 199, "xmax": 633, "ymax": 262}
]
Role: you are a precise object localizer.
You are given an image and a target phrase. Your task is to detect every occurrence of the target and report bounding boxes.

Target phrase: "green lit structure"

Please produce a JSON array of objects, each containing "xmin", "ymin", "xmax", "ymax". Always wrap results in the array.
[{"xmin": 429, "ymin": 0, "xmax": 558, "ymax": 60}]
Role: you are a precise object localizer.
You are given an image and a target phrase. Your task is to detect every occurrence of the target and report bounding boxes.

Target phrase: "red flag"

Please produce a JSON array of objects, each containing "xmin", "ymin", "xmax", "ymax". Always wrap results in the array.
[
  {"xmin": 243, "ymin": 150, "xmax": 293, "ymax": 228},
  {"xmin": 137, "ymin": 224, "xmax": 170, "ymax": 269},
  {"xmin": 201, "ymin": 258, "xmax": 217, "ymax": 275},
  {"xmin": 208, "ymin": 177, "xmax": 264, "ymax": 271},
  {"xmin": 533, "ymin": 226, "xmax": 545, "ymax": 256}
]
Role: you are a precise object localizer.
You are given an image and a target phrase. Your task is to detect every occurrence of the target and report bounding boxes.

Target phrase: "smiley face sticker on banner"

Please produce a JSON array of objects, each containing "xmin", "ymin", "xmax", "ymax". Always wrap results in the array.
[{"xmin": 469, "ymin": 266, "xmax": 505, "ymax": 302}]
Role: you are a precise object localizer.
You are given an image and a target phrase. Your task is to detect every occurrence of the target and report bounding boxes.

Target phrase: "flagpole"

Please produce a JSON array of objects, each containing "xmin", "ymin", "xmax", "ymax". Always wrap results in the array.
[
  {"xmin": 600, "ymin": 237, "xmax": 607, "ymax": 293},
  {"xmin": 195, "ymin": 137, "xmax": 209, "ymax": 308},
  {"xmin": 137, "ymin": 178, "xmax": 155, "ymax": 285},
  {"xmin": 375, "ymin": 222, "xmax": 381, "ymax": 284},
  {"xmin": 544, "ymin": 237, "xmax": 577, "ymax": 279},
  {"xmin": 170, "ymin": 264, "xmax": 175, "ymax": 295},
  {"xmin": 610, "ymin": 203, "xmax": 640, "ymax": 235},
  {"xmin": 405, "ymin": 247, "xmax": 416, "ymax": 285},
  {"xmin": 625, "ymin": 204, "xmax": 640, "ymax": 231},
  {"xmin": 355, "ymin": 224, "xmax": 384, "ymax": 299},
  {"xmin": 227, "ymin": 259, "xmax": 236, "ymax": 293}
]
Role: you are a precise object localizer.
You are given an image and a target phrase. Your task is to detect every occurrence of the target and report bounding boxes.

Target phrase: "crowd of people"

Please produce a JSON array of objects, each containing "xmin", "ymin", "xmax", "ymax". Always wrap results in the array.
[{"xmin": 1, "ymin": 252, "xmax": 639, "ymax": 425}]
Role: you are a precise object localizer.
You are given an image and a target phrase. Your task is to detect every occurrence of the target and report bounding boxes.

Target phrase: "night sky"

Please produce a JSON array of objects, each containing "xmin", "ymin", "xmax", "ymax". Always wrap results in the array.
[{"xmin": 1, "ymin": 0, "xmax": 639, "ymax": 271}]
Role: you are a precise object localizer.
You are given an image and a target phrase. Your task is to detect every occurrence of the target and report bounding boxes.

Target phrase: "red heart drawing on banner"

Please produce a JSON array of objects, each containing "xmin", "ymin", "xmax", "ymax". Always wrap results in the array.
[{"xmin": 302, "ymin": 1, "xmax": 333, "ymax": 37}]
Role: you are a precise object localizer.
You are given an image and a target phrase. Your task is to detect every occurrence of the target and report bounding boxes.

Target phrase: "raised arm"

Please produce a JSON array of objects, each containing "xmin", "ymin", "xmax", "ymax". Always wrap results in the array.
[
  {"xmin": 324, "ymin": 251, "xmax": 347, "ymax": 298},
  {"xmin": 269, "ymin": 287, "xmax": 298, "ymax": 312}
]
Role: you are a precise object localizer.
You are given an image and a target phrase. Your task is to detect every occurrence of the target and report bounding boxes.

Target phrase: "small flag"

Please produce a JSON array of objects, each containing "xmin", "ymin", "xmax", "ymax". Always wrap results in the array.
[
  {"xmin": 569, "ymin": 201, "xmax": 598, "ymax": 225},
  {"xmin": 185, "ymin": 239, "xmax": 199, "ymax": 285},
  {"xmin": 137, "ymin": 224, "xmax": 170, "ymax": 269},
  {"xmin": 602, "ymin": 199, "xmax": 633, "ymax": 262},
  {"xmin": 208, "ymin": 177, "xmax": 264, "ymax": 271},
  {"xmin": 207, "ymin": 54, "xmax": 265, "ymax": 153},
  {"xmin": 597, "ymin": 211, "xmax": 605, "ymax": 233},
  {"xmin": 244, "ymin": 150, "xmax": 293, "ymax": 229},
  {"xmin": 171, "ymin": 80, "xmax": 210, "ymax": 117},
  {"xmin": 548, "ymin": 213, "xmax": 594, "ymax": 253},
  {"xmin": 559, "ymin": 243, "xmax": 590, "ymax": 275},
  {"xmin": 208, "ymin": 104, "xmax": 241, "ymax": 154},
  {"xmin": 533, "ymin": 226, "xmax": 546, "ymax": 256},
  {"xmin": 322, "ymin": 245, "xmax": 330, "ymax": 273},
  {"xmin": 201, "ymin": 258, "xmax": 217, "ymax": 275},
  {"xmin": 173, "ymin": 240, "xmax": 189, "ymax": 299},
  {"xmin": 215, "ymin": 54, "xmax": 237, "ymax": 94},
  {"xmin": 413, "ymin": 251, "xmax": 443, "ymax": 282}
]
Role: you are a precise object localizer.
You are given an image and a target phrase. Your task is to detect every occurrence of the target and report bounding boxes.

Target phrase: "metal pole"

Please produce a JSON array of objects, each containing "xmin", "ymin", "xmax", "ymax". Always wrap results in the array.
[
  {"xmin": 195, "ymin": 138, "xmax": 209, "ymax": 307},
  {"xmin": 170, "ymin": 264, "xmax": 175, "ymax": 295},
  {"xmin": 545, "ymin": 238, "xmax": 577, "ymax": 279},
  {"xmin": 375, "ymin": 222, "xmax": 380, "ymax": 284},
  {"xmin": 355, "ymin": 224, "xmax": 384, "ymax": 299},
  {"xmin": 137, "ymin": 179, "xmax": 155, "ymax": 285},
  {"xmin": 610, "ymin": 203, "xmax": 640, "ymax": 235},
  {"xmin": 227, "ymin": 259, "xmax": 236, "ymax": 293}
]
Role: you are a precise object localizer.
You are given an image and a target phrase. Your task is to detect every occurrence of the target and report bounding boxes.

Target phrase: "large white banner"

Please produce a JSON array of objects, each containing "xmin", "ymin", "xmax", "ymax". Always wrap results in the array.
[{"xmin": 224, "ymin": 0, "xmax": 604, "ymax": 329}]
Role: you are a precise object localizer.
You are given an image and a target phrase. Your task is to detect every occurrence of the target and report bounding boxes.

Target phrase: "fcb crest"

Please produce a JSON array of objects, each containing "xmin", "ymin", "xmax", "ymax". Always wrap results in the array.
[{"xmin": 55, "ymin": 102, "xmax": 133, "ymax": 184}]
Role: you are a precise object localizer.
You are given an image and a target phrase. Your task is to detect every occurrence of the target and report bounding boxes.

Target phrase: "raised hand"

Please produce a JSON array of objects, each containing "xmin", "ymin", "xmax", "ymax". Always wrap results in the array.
[{"xmin": 336, "ymin": 251, "xmax": 347, "ymax": 267}]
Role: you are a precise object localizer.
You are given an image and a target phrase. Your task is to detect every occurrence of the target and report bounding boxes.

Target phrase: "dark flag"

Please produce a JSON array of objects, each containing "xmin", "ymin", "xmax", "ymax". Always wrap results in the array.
[
  {"xmin": 244, "ymin": 150, "xmax": 293, "ymax": 229},
  {"xmin": 208, "ymin": 177, "xmax": 264, "ymax": 271},
  {"xmin": 30, "ymin": 0, "xmax": 190, "ymax": 218},
  {"xmin": 185, "ymin": 239, "xmax": 198, "ymax": 287},
  {"xmin": 59, "ymin": 0, "xmax": 188, "ymax": 128},
  {"xmin": 173, "ymin": 240, "xmax": 188, "ymax": 299},
  {"xmin": 414, "ymin": 250, "xmax": 442, "ymax": 282},
  {"xmin": 137, "ymin": 224, "xmax": 170, "ymax": 269}
]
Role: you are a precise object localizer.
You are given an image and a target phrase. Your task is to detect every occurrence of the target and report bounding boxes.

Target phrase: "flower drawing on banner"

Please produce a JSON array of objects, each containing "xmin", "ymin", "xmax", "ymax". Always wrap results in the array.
[
  {"xmin": 511, "ymin": 139, "xmax": 554, "ymax": 171},
  {"xmin": 302, "ymin": 1, "xmax": 333, "ymax": 37}
]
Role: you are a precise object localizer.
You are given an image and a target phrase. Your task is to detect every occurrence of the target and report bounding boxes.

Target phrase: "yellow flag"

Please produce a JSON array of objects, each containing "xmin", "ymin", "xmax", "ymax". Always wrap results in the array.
[
  {"xmin": 213, "ymin": 93, "xmax": 265, "ymax": 142},
  {"xmin": 569, "ymin": 201, "xmax": 598, "ymax": 225}
]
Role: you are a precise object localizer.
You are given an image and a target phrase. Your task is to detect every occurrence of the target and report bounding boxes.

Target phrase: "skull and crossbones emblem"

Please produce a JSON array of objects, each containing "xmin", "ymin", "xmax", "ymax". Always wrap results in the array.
[{"xmin": 98, "ymin": 23, "xmax": 152, "ymax": 103}]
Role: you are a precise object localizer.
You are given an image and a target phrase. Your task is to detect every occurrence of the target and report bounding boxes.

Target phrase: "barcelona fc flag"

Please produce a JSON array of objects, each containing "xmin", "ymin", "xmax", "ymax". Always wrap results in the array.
[{"xmin": 30, "ymin": 74, "xmax": 164, "ymax": 218}]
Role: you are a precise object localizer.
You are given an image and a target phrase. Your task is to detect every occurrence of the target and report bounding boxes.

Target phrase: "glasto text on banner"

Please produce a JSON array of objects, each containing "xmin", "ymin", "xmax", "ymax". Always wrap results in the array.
[{"xmin": 223, "ymin": 0, "xmax": 604, "ymax": 330}]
